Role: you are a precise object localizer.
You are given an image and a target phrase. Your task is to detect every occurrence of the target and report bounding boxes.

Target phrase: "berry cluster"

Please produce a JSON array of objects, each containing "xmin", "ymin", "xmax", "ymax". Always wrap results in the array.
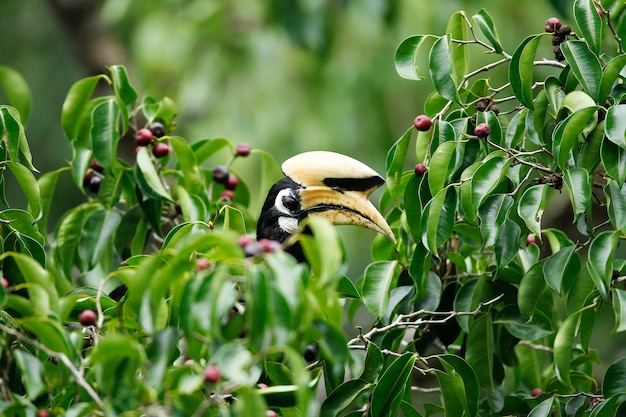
[
  {"xmin": 474, "ymin": 97, "xmax": 499, "ymax": 115},
  {"xmin": 238, "ymin": 235, "xmax": 281, "ymax": 257},
  {"xmin": 544, "ymin": 17, "xmax": 571, "ymax": 61},
  {"xmin": 135, "ymin": 122, "xmax": 171, "ymax": 158},
  {"xmin": 212, "ymin": 143, "xmax": 251, "ymax": 202},
  {"xmin": 83, "ymin": 159, "xmax": 105, "ymax": 193}
]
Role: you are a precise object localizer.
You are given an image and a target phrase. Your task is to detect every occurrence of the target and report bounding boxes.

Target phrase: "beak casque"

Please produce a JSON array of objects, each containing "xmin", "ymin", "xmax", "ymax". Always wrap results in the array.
[{"xmin": 282, "ymin": 151, "xmax": 396, "ymax": 243}]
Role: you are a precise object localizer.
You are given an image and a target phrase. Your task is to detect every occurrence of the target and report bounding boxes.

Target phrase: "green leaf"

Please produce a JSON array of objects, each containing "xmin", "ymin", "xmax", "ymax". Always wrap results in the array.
[
  {"xmin": 145, "ymin": 328, "xmax": 179, "ymax": 391},
  {"xmin": 359, "ymin": 342, "xmax": 384, "ymax": 384},
  {"xmin": 300, "ymin": 216, "xmax": 343, "ymax": 288},
  {"xmin": 171, "ymin": 136, "xmax": 202, "ymax": 194},
  {"xmin": 0, "ymin": 106, "xmax": 35, "ymax": 170},
  {"xmin": 560, "ymin": 41, "xmax": 602, "ymax": 101},
  {"xmin": 611, "ymin": 289, "xmax": 626, "ymax": 333},
  {"xmin": 90, "ymin": 98, "xmax": 121, "ymax": 170},
  {"xmin": 465, "ymin": 314, "xmax": 494, "ymax": 391},
  {"xmin": 429, "ymin": 35, "xmax": 459, "ymax": 102},
  {"xmin": 78, "ymin": 208, "xmax": 122, "ymax": 270},
  {"xmin": 8, "ymin": 162, "xmax": 42, "ymax": 221},
  {"xmin": 470, "ymin": 155, "xmax": 511, "ymax": 210},
  {"xmin": 109, "ymin": 64, "xmax": 138, "ymax": 112},
  {"xmin": 528, "ymin": 396, "xmax": 555, "ymax": 417},
  {"xmin": 574, "ymin": 0, "xmax": 602, "ymax": 54},
  {"xmin": 135, "ymin": 147, "xmax": 173, "ymax": 201},
  {"xmin": 362, "ymin": 261, "xmax": 398, "ymax": 317},
  {"xmin": 552, "ymin": 106, "xmax": 600, "ymax": 170},
  {"xmin": 421, "ymin": 186, "xmax": 455, "ymax": 254},
  {"xmin": 599, "ymin": 55, "xmax": 626, "ymax": 103},
  {"xmin": 320, "ymin": 379, "xmax": 372, "ymax": 417},
  {"xmin": 509, "ymin": 34, "xmax": 543, "ymax": 109},
  {"xmin": 13, "ymin": 350, "xmax": 46, "ymax": 399},
  {"xmin": 588, "ymin": 231, "xmax": 620, "ymax": 301},
  {"xmin": 543, "ymin": 246, "xmax": 580, "ymax": 295},
  {"xmin": 437, "ymin": 355, "xmax": 480, "ymax": 417},
  {"xmin": 394, "ymin": 35, "xmax": 435, "ymax": 80},
  {"xmin": 428, "ymin": 139, "xmax": 460, "ymax": 195},
  {"xmin": 370, "ymin": 353, "xmax": 417, "ymax": 417},
  {"xmin": 36, "ymin": 167, "xmax": 67, "ymax": 235},
  {"xmin": 494, "ymin": 306, "xmax": 553, "ymax": 340},
  {"xmin": 518, "ymin": 184, "xmax": 548, "ymax": 237},
  {"xmin": 519, "ymin": 260, "xmax": 547, "ymax": 319},
  {"xmin": 495, "ymin": 217, "xmax": 521, "ymax": 268},
  {"xmin": 478, "ymin": 194, "xmax": 513, "ymax": 248},
  {"xmin": 605, "ymin": 105, "xmax": 626, "ymax": 150},
  {"xmin": 554, "ymin": 312, "xmax": 580, "ymax": 388},
  {"xmin": 385, "ymin": 127, "xmax": 412, "ymax": 203},
  {"xmin": 0, "ymin": 66, "xmax": 32, "ymax": 122},
  {"xmin": 446, "ymin": 11, "xmax": 469, "ymax": 83},
  {"xmin": 605, "ymin": 180, "xmax": 626, "ymax": 232},
  {"xmin": 602, "ymin": 139, "xmax": 626, "ymax": 184},
  {"xmin": 61, "ymin": 74, "xmax": 107, "ymax": 141},
  {"xmin": 472, "ymin": 9, "xmax": 503, "ymax": 54},
  {"xmin": 563, "ymin": 168, "xmax": 591, "ymax": 223},
  {"xmin": 53, "ymin": 203, "xmax": 99, "ymax": 278},
  {"xmin": 603, "ymin": 357, "xmax": 626, "ymax": 398},
  {"xmin": 17, "ymin": 317, "xmax": 75, "ymax": 358}
]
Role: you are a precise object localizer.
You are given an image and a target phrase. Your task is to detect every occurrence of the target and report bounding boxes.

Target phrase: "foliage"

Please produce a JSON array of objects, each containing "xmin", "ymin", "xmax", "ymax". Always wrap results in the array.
[{"xmin": 3, "ymin": 0, "xmax": 626, "ymax": 416}]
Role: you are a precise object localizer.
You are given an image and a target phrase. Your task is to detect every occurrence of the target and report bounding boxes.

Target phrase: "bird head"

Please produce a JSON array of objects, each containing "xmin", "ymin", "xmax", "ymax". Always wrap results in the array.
[{"xmin": 256, "ymin": 151, "xmax": 395, "ymax": 259}]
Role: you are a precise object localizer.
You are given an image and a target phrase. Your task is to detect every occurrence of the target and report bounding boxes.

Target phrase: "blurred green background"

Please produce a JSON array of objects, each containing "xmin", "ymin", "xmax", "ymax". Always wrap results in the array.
[{"xmin": 0, "ymin": 0, "xmax": 566, "ymax": 266}]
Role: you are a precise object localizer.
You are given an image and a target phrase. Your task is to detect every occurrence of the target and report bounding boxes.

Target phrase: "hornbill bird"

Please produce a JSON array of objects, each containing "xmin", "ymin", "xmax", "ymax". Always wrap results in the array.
[
  {"xmin": 256, "ymin": 151, "xmax": 395, "ymax": 261},
  {"xmin": 109, "ymin": 151, "xmax": 394, "ymax": 300}
]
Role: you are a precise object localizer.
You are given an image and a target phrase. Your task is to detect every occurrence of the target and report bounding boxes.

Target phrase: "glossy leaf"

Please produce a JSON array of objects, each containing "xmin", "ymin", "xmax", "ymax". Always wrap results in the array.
[
  {"xmin": 90, "ymin": 98, "xmax": 121, "ymax": 170},
  {"xmin": 428, "ymin": 139, "xmax": 460, "ymax": 195},
  {"xmin": 543, "ymin": 245, "xmax": 580, "ymax": 295},
  {"xmin": 563, "ymin": 168, "xmax": 590, "ymax": 223},
  {"xmin": 0, "ymin": 106, "xmax": 35, "ymax": 170},
  {"xmin": 518, "ymin": 184, "xmax": 548, "ymax": 237},
  {"xmin": 612, "ymin": 289, "xmax": 626, "ymax": 333},
  {"xmin": 605, "ymin": 105, "xmax": 626, "ymax": 150},
  {"xmin": 421, "ymin": 186, "xmax": 455, "ymax": 254},
  {"xmin": 519, "ymin": 260, "xmax": 547, "ymax": 319},
  {"xmin": 552, "ymin": 106, "xmax": 599, "ymax": 170},
  {"xmin": 17, "ymin": 317, "xmax": 75, "ymax": 358},
  {"xmin": 78, "ymin": 208, "xmax": 122, "ymax": 270},
  {"xmin": 429, "ymin": 35, "xmax": 459, "ymax": 102},
  {"xmin": 8, "ymin": 162, "xmax": 41, "ymax": 221},
  {"xmin": 470, "ymin": 155, "xmax": 511, "ymax": 211},
  {"xmin": 603, "ymin": 357, "xmax": 626, "ymax": 398},
  {"xmin": 601, "ymin": 139, "xmax": 626, "ymax": 184},
  {"xmin": 362, "ymin": 261, "xmax": 398, "ymax": 317},
  {"xmin": 370, "ymin": 353, "xmax": 416, "ymax": 417},
  {"xmin": 359, "ymin": 342, "xmax": 384, "ymax": 384},
  {"xmin": 560, "ymin": 41, "xmax": 602, "ymax": 101},
  {"xmin": 109, "ymin": 64, "xmax": 138, "ymax": 112},
  {"xmin": 494, "ymin": 306, "xmax": 553, "ymax": 340},
  {"xmin": 135, "ymin": 147, "xmax": 172, "ymax": 201},
  {"xmin": 437, "ymin": 355, "xmax": 479, "ymax": 417},
  {"xmin": 385, "ymin": 127, "xmax": 412, "ymax": 203},
  {"xmin": 0, "ymin": 65, "xmax": 32, "ymax": 122},
  {"xmin": 574, "ymin": 0, "xmax": 602, "ymax": 54},
  {"xmin": 478, "ymin": 194, "xmax": 513, "ymax": 248},
  {"xmin": 465, "ymin": 314, "xmax": 494, "ymax": 391},
  {"xmin": 394, "ymin": 35, "xmax": 434, "ymax": 80},
  {"xmin": 588, "ymin": 231, "xmax": 620, "ymax": 301},
  {"xmin": 13, "ymin": 350, "xmax": 45, "ymax": 399},
  {"xmin": 61, "ymin": 74, "xmax": 107, "ymax": 141},
  {"xmin": 554, "ymin": 312, "xmax": 579, "ymax": 388},
  {"xmin": 528, "ymin": 396, "xmax": 555, "ymax": 417},
  {"xmin": 509, "ymin": 35, "xmax": 542, "ymax": 109},
  {"xmin": 605, "ymin": 180, "xmax": 626, "ymax": 232},
  {"xmin": 472, "ymin": 9, "xmax": 503, "ymax": 54},
  {"xmin": 320, "ymin": 379, "xmax": 372, "ymax": 417},
  {"xmin": 446, "ymin": 11, "xmax": 469, "ymax": 83}
]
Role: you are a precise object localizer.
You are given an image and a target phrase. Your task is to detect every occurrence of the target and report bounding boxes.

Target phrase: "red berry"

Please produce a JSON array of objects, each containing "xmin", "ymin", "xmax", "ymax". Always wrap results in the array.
[
  {"xmin": 195, "ymin": 258, "xmax": 211, "ymax": 270},
  {"xmin": 184, "ymin": 359, "xmax": 194, "ymax": 366},
  {"xmin": 90, "ymin": 159, "xmax": 104, "ymax": 173},
  {"xmin": 149, "ymin": 122, "xmax": 166, "ymax": 138},
  {"xmin": 414, "ymin": 163, "xmax": 427, "ymax": 177},
  {"xmin": 474, "ymin": 123, "xmax": 491, "ymax": 138},
  {"xmin": 257, "ymin": 382, "xmax": 269, "ymax": 389},
  {"xmin": 37, "ymin": 410, "xmax": 49, "ymax": 417},
  {"xmin": 204, "ymin": 364, "xmax": 221, "ymax": 383},
  {"xmin": 88, "ymin": 175, "xmax": 103, "ymax": 193},
  {"xmin": 266, "ymin": 411, "xmax": 278, "ymax": 417},
  {"xmin": 238, "ymin": 235, "xmax": 254, "ymax": 248},
  {"xmin": 243, "ymin": 241, "xmax": 264, "ymax": 257},
  {"xmin": 413, "ymin": 115, "xmax": 433, "ymax": 132},
  {"xmin": 83, "ymin": 169, "xmax": 94, "ymax": 188},
  {"xmin": 225, "ymin": 174, "xmax": 239, "ymax": 191},
  {"xmin": 259, "ymin": 238, "xmax": 281, "ymax": 253},
  {"xmin": 136, "ymin": 128, "xmax": 154, "ymax": 146},
  {"xmin": 544, "ymin": 17, "xmax": 561, "ymax": 33},
  {"xmin": 212, "ymin": 166, "xmax": 229, "ymax": 184},
  {"xmin": 79, "ymin": 309, "xmax": 97, "ymax": 326},
  {"xmin": 531, "ymin": 387, "xmax": 542, "ymax": 398},
  {"xmin": 236, "ymin": 143, "xmax": 251, "ymax": 157},
  {"xmin": 526, "ymin": 234, "xmax": 536, "ymax": 246},
  {"xmin": 220, "ymin": 190, "xmax": 234, "ymax": 201},
  {"xmin": 1, "ymin": 277, "xmax": 8, "ymax": 289},
  {"xmin": 152, "ymin": 142, "xmax": 171, "ymax": 158}
]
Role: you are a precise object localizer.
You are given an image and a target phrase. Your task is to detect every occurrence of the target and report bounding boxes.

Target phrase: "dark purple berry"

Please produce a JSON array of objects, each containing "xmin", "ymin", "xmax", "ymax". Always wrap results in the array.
[
  {"xmin": 88, "ymin": 175, "xmax": 102, "ymax": 193},
  {"xmin": 136, "ymin": 128, "xmax": 154, "ymax": 146},
  {"xmin": 149, "ymin": 122, "xmax": 166, "ymax": 138},
  {"xmin": 414, "ymin": 163, "xmax": 427, "ymax": 177},
  {"xmin": 474, "ymin": 123, "xmax": 491, "ymax": 138},
  {"xmin": 213, "ymin": 166, "xmax": 229, "ymax": 184},
  {"xmin": 152, "ymin": 142, "xmax": 171, "ymax": 158}
]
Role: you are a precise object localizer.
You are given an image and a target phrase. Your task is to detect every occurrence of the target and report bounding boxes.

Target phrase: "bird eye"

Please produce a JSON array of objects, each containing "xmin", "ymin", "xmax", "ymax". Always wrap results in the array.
[{"xmin": 282, "ymin": 195, "xmax": 299, "ymax": 211}]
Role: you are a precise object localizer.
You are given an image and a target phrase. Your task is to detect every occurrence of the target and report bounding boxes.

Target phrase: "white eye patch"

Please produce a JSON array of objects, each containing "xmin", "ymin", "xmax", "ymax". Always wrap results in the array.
[{"xmin": 275, "ymin": 188, "xmax": 298, "ymax": 214}]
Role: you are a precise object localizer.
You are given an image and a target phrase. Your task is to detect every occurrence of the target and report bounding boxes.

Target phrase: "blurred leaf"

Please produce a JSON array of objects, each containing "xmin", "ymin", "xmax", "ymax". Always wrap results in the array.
[
  {"xmin": 509, "ymin": 35, "xmax": 543, "ymax": 109},
  {"xmin": 53, "ymin": 203, "xmax": 99, "ymax": 278},
  {"xmin": 574, "ymin": 0, "xmax": 602, "ymax": 54},
  {"xmin": 37, "ymin": 167, "xmax": 67, "ymax": 235},
  {"xmin": 385, "ymin": 127, "xmax": 412, "ymax": 203},
  {"xmin": 18, "ymin": 317, "xmax": 75, "ymax": 358},
  {"xmin": 61, "ymin": 74, "xmax": 107, "ymax": 141},
  {"xmin": 78, "ymin": 208, "xmax": 122, "ymax": 270},
  {"xmin": 370, "ymin": 353, "xmax": 417, "ymax": 417},
  {"xmin": 395, "ymin": 35, "xmax": 434, "ymax": 80},
  {"xmin": 429, "ymin": 35, "xmax": 459, "ymax": 102},
  {"xmin": 171, "ymin": 136, "xmax": 202, "ymax": 194},
  {"xmin": 560, "ymin": 41, "xmax": 601, "ymax": 101},
  {"xmin": 8, "ymin": 162, "xmax": 41, "ymax": 221},
  {"xmin": 142, "ymin": 96, "xmax": 176, "ymax": 130},
  {"xmin": 472, "ymin": 9, "xmax": 503, "ymax": 54},
  {"xmin": 528, "ymin": 396, "xmax": 554, "ymax": 417},
  {"xmin": 495, "ymin": 306, "xmax": 553, "ymax": 340},
  {"xmin": 320, "ymin": 379, "xmax": 372, "ymax": 417},
  {"xmin": 135, "ymin": 147, "xmax": 173, "ymax": 201},
  {"xmin": 362, "ymin": 260, "xmax": 397, "ymax": 317},
  {"xmin": 220, "ymin": 204, "xmax": 247, "ymax": 235},
  {"xmin": 145, "ymin": 328, "xmax": 179, "ymax": 391},
  {"xmin": 300, "ymin": 216, "xmax": 343, "ymax": 288},
  {"xmin": 603, "ymin": 357, "xmax": 626, "ymax": 398},
  {"xmin": 0, "ymin": 66, "xmax": 31, "ymax": 122},
  {"xmin": 588, "ymin": 230, "xmax": 619, "ymax": 301},
  {"xmin": 13, "ymin": 350, "xmax": 45, "ymax": 399},
  {"xmin": 90, "ymin": 98, "xmax": 121, "ymax": 170}
]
